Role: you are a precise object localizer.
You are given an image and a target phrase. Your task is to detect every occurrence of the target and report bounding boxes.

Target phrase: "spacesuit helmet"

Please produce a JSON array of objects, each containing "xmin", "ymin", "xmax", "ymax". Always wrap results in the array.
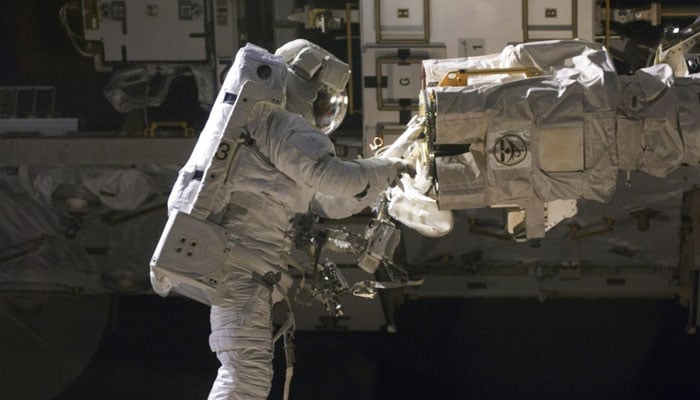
[{"xmin": 275, "ymin": 39, "xmax": 350, "ymax": 135}]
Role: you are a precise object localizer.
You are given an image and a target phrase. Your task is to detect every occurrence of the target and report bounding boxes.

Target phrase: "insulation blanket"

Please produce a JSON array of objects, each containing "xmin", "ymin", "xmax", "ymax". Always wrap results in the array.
[{"xmin": 426, "ymin": 40, "xmax": 699, "ymax": 237}]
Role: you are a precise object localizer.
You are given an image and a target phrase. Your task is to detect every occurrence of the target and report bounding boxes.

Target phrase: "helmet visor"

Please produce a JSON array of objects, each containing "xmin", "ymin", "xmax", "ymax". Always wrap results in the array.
[{"xmin": 313, "ymin": 87, "xmax": 348, "ymax": 135}]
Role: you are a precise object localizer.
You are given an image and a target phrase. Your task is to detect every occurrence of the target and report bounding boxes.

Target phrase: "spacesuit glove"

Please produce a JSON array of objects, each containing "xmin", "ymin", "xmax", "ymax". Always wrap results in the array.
[
  {"xmin": 388, "ymin": 158, "xmax": 417, "ymax": 191},
  {"xmin": 390, "ymin": 158, "xmax": 417, "ymax": 179}
]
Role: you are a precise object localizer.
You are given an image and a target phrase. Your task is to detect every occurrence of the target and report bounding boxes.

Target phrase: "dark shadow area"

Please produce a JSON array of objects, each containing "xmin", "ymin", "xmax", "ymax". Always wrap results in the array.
[{"xmin": 52, "ymin": 296, "xmax": 700, "ymax": 400}]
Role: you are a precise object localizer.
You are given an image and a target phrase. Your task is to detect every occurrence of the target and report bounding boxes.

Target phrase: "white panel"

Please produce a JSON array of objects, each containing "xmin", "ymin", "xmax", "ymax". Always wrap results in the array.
[
  {"xmin": 528, "ymin": 0, "xmax": 573, "ymax": 26},
  {"xmin": 526, "ymin": 0, "xmax": 595, "ymax": 41},
  {"xmin": 360, "ymin": 0, "xmax": 374, "ymax": 45},
  {"xmin": 365, "ymin": 0, "xmax": 521, "ymax": 57},
  {"xmin": 527, "ymin": 0, "xmax": 574, "ymax": 40},
  {"xmin": 84, "ymin": 0, "xmax": 207, "ymax": 62},
  {"xmin": 576, "ymin": 0, "xmax": 595, "ymax": 41},
  {"xmin": 424, "ymin": 0, "xmax": 522, "ymax": 57},
  {"xmin": 362, "ymin": 0, "xmax": 594, "ymax": 57},
  {"xmin": 377, "ymin": 59, "xmax": 424, "ymax": 109},
  {"xmin": 458, "ymin": 38, "xmax": 486, "ymax": 57},
  {"xmin": 361, "ymin": 45, "xmax": 445, "ymax": 155},
  {"xmin": 379, "ymin": 0, "xmax": 423, "ymax": 27},
  {"xmin": 528, "ymin": 30, "xmax": 575, "ymax": 40},
  {"xmin": 377, "ymin": 0, "xmax": 427, "ymax": 42},
  {"xmin": 365, "ymin": 1, "xmax": 510, "ymax": 56}
]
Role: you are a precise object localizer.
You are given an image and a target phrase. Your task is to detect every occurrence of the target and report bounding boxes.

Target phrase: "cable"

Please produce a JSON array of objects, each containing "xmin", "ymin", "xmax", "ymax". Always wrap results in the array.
[{"xmin": 59, "ymin": 2, "xmax": 94, "ymax": 57}]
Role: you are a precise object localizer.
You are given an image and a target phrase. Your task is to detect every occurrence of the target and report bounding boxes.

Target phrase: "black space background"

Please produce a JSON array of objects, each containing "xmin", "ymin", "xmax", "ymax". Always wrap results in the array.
[
  {"xmin": 52, "ymin": 295, "xmax": 700, "ymax": 400},
  {"xmin": 3, "ymin": 1, "xmax": 700, "ymax": 399}
]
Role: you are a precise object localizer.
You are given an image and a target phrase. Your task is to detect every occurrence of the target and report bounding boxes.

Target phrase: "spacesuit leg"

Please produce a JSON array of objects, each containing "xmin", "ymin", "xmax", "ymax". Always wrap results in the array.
[{"xmin": 207, "ymin": 269, "xmax": 273, "ymax": 400}]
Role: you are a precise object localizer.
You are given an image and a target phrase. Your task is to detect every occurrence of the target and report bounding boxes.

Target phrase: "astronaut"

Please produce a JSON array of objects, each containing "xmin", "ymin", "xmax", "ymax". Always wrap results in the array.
[{"xmin": 153, "ymin": 40, "xmax": 412, "ymax": 399}]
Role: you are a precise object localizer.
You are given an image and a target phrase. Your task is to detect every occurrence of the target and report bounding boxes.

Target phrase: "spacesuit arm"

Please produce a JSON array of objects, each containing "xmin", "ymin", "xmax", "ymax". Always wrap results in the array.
[
  {"xmin": 309, "ymin": 190, "xmax": 373, "ymax": 219},
  {"xmin": 309, "ymin": 153, "xmax": 418, "ymax": 218},
  {"xmin": 310, "ymin": 154, "xmax": 398, "ymax": 198},
  {"xmin": 264, "ymin": 113, "xmax": 399, "ymax": 213}
]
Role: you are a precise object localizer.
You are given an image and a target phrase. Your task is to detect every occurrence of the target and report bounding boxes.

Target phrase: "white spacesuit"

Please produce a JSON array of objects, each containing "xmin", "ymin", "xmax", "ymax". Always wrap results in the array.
[{"xmin": 152, "ymin": 40, "xmax": 410, "ymax": 400}]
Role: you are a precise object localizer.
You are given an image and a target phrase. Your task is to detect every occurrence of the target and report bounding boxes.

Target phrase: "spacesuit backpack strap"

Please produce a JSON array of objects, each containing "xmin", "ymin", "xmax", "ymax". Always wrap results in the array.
[{"xmin": 149, "ymin": 45, "xmax": 288, "ymax": 305}]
